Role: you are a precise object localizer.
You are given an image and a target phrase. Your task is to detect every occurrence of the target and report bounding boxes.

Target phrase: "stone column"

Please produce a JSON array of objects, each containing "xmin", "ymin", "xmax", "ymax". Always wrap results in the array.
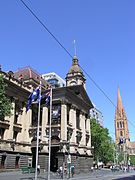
[
  {"xmin": 78, "ymin": 112, "xmax": 86, "ymax": 155},
  {"xmin": 41, "ymin": 107, "xmax": 48, "ymax": 141},
  {"xmin": 40, "ymin": 107, "xmax": 49, "ymax": 153},
  {"xmin": 70, "ymin": 106, "xmax": 76, "ymax": 143},
  {"xmin": 69, "ymin": 106, "xmax": 72, "ymax": 126},
  {"xmin": 70, "ymin": 106, "xmax": 76, "ymax": 153},
  {"xmin": 86, "ymin": 118, "xmax": 92, "ymax": 155},
  {"xmin": 79, "ymin": 112, "xmax": 86, "ymax": 146},
  {"xmin": 61, "ymin": 103, "xmax": 67, "ymax": 141},
  {"xmin": 85, "ymin": 117, "xmax": 88, "ymax": 132},
  {"xmin": 4, "ymin": 101, "xmax": 15, "ymax": 140},
  {"xmin": 17, "ymin": 108, "xmax": 32, "ymax": 152},
  {"xmin": 17, "ymin": 107, "xmax": 32, "ymax": 143}
]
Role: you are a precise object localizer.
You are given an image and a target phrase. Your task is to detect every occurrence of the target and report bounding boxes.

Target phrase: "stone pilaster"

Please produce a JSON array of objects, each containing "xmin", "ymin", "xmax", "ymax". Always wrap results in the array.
[
  {"xmin": 79, "ymin": 112, "xmax": 86, "ymax": 147},
  {"xmin": 61, "ymin": 103, "xmax": 67, "ymax": 141},
  {"xmin": 41, "ymin": 107, "xmax": 48, "ymax": 141},
  {"xmin": 70, "ymin": 106, "xmax": 77, "ymax": 153},
  {"xmin": 86, "ymin": 118, "xmax": 92, "ymax": 155},
  {"xmin": 15, "ymin": 108, "xmax": 32, "ymax": 152},
  {"xmin": 69, "ymin": 107, "xmax": 73, "ymax": 126},
  {"xmin": 86, "ymin": 117, "xmax": 89, "ymax": 132},
  {"xmin": 17, "ymin": 107, "xmax": 31, "ymax": 144},
  {"xmin": 41, "ymin": 107, "xmax": 49, "ymax": 152},
  {"xmin": 4, "ymin": 101, "xmax": 15, "ymax": 140}
]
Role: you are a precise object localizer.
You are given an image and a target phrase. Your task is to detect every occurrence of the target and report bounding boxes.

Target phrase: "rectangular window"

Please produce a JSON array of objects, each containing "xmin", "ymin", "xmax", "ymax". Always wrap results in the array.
[
  {"xmin": 15, "ymin": 156, "xmax": 20, "ymax": 169},
  {"xmin": 120, "ymin": 131, "xmax": 123, "ymax": 137},
  {"xmin": 76, "ymin": 110, "xmax": 80, "ymax": 129},
  {"xmin": 52, "ymin": 105, "xmax": 61, "ymax": 124},
  {"xmin": 67, "ymin": 105, "xmax": 70, "ymax": 125},
  {"xmin": 13, "ymin": 131, "xmax": 18, "ymax": 141},
  {"xmin": 32, "ymin": 105, "xmax": 38, "ymax": 127},
  {"xmin": 0, "ymin": 155, "xmax": 6, "ymax": 169},
  {"xmin": 0, "ymin": 128, "xmax": 5, "ymax": 139}
]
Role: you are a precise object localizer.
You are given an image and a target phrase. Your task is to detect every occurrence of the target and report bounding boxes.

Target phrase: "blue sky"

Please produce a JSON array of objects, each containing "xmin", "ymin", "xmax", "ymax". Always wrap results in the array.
[{"xmin": 0, "ymin": 0, "xmax": 135, "ymax": 141}]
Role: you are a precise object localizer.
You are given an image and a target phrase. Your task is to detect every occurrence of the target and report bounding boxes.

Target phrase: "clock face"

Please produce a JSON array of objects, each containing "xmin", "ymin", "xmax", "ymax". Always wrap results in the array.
[{"xmin": 70, "ymin": 80, "xmax": 77, "ymax": 85}]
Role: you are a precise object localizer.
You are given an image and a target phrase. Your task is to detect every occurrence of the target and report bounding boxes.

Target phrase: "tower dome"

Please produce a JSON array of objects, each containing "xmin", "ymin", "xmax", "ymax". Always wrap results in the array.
[{"xmin": 66, "ymin": 56, "xmax": 86, "ymax": 88}]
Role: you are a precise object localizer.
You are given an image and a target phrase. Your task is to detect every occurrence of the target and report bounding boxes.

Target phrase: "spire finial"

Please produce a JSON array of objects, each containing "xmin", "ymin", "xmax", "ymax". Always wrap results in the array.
[{"xmin": 73, "ymin": 40, "xmax": 77, "ymax": 56}]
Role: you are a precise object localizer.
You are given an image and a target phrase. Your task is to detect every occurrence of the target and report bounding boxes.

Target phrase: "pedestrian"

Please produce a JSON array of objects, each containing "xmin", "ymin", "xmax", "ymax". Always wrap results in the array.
[
  {"xmin": 37, "ymin": 164, "xmax": 40, "ymax": 175},
  {"xmin": 57, "ymin": 165, "xmax": 63, "ymax": 178},
  {"xmin": 70, "ymin": 165, "xmax": 75, "ymax": 177}
]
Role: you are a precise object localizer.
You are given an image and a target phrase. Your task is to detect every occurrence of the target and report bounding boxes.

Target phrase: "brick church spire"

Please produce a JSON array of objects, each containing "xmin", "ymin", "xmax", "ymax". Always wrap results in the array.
[
  {"xmin": 115, "ymin": 88, "xmax": 130, "ymax": 145},
  {"xmin": 117, "ymin": 88, "xmax": 124, "ymax": 116}
]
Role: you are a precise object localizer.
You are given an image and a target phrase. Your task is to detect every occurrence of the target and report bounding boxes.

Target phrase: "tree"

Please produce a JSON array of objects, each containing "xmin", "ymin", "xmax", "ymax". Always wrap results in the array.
[
  {"xmin": 130, "ymin": 155, "xmax": 135, "ymax": 165},
  {"xmin": 0, "ymin": 74, "xmax": 12, "ymax": 119},
  {"xmin": 91, "ymin": 118, "xmax": 114, "ymax": 165}
]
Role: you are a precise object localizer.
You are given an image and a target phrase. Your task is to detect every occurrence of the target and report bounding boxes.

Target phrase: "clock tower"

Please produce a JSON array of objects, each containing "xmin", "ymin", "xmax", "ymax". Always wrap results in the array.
[{"xmin": 66, "ymin": 55, "xmax": 86, "ymax": 88}]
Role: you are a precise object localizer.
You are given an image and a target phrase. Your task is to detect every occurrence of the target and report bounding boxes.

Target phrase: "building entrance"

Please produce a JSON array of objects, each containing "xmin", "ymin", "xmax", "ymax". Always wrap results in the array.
[
  {"xmin": 31, "ymin": 147, "xmax": 36, "ymax": 168},
  {"xmin": 50, "ymin": 146, "xmax": 59, "ymax": 172}
]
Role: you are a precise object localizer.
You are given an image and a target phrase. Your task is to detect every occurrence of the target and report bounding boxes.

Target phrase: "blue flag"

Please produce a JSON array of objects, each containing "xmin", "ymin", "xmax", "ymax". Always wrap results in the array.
[
  {"xmin": 26, "ymin": 87, "xmax": 40, "ymax": 111},
  {"xmin": 41, "ymin": 89, "xmax": 51, "ymax": 106},
  {"xmin": 119, "ymin": 137, "xmax": 126, "ymax": 145}
]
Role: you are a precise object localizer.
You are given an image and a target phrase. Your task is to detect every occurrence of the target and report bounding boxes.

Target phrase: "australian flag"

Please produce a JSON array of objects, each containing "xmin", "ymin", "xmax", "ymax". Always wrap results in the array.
[
  {"xmin": 41, "ymin": 89, "xmax": 51, "ymax": 106},
  {"xmin": 119, "ymin": 137, "xmax": 126, "ymax": 145},
  {"xmin": 26, "ymin": 87, "xmax": 40, "ymax": 112}
]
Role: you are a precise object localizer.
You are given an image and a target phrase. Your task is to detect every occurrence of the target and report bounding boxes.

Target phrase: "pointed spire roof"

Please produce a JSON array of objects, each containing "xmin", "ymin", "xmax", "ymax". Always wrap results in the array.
[
  {"xmin": 117, "ymin": 88, "xmax": 125, "ymax": 116},
  {"xmin": 68, "ymin": 55, "xmax": 83, "ymax": 75},
  {"xmin": 117, "ymin": 88, "xmax": 123, "ymax": 110}
]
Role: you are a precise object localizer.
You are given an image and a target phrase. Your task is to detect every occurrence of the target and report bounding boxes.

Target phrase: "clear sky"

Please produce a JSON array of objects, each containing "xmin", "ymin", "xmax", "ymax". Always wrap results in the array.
[{"xmin": 0, "ymin": 0, "xmax": 135, "ymax": 141}]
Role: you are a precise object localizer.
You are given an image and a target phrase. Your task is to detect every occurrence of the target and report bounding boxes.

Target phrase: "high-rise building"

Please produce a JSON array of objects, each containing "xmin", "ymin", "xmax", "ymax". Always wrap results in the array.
[
  {"xmin": 42, "ymin": 72, "xmax": 66, "ymax": 88},
  {"xmin": 90, "ymin": 106, "xmax": 104, "ymax": 127}
]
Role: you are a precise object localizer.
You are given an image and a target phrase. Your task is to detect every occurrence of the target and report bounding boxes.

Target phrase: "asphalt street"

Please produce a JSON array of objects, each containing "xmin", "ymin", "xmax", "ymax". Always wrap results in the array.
[{"xmin": 0, "ymin": 169, "xmax": 135, "ymax": 180}]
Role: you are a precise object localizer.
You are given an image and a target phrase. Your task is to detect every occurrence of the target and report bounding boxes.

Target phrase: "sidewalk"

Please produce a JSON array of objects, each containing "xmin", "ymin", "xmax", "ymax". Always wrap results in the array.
[{"xmin": 0, "ymin": 169, "xmax": 135, "ymax": 180}]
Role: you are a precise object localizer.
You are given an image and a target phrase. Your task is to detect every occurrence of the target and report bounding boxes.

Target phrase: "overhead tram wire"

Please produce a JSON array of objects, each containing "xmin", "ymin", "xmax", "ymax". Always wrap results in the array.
[
  {"xmin": 80, "ymin": 65, "xmax": 116, "ymax": 108},
  {"xmin": 20, "ymin": 0, "xmax": 73, "ymax": 59},
  {"xmin": 80, "ymin": 66, "xmax": 135, "ymax": 129},
  {"xmin": 19, "ymin": 0, "xmax": 135, "ymax": 130}
]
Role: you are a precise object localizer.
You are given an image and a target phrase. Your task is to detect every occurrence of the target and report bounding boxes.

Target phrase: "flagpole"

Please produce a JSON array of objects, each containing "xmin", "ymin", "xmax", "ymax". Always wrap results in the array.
[
  {"xmin": 35, "ymin": 81, "xmax": 41, "ymax": 180},
  {"xmin": 47, "ymin": 87, "xmax": 52, "ymax": 180}
]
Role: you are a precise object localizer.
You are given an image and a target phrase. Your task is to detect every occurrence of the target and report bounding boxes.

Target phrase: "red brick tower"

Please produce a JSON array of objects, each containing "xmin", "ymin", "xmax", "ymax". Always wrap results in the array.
[{"xmin": 115, "ymin": 88, "xmax": 130, "ymax": 145}]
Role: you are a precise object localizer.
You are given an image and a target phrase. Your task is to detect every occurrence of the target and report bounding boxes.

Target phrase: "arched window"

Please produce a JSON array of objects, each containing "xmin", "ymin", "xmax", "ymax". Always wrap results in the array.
[{"xmin": 120, "ymin": 121, "xmax": 125, "ymax": 128}]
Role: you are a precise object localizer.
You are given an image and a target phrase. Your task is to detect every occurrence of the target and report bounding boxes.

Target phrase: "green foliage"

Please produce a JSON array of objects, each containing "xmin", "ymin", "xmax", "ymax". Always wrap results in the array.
[
  {"xmin": 91, "ymin": 118, "xmax": 114, "ymax": 164},
  {"xmin": 117, "ymin": 147, "xmax": 124, "ymax": 164},
  {"xmin": 0, "ymin": 74, "xmax": 12, "ymax": 119},
  {"xmin": 130, "ymin": 155, "xmax": 135, "ymax": 165}
]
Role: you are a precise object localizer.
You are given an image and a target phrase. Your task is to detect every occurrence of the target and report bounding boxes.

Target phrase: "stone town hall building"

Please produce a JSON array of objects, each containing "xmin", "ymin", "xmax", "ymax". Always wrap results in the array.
[{"xmin": 0, "ymin": 56, "xmax": 93, "ymax": 172}]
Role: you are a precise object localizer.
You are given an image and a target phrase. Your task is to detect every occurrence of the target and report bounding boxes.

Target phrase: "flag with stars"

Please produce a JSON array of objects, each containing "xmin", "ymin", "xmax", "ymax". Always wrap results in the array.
[
  {"xmin": 26, "ymin": 87, "xmax": 40, "ymax": 111},
  {"xmin": 41, "ymin": 89, "xmax": 51, "ymax": 106}
]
